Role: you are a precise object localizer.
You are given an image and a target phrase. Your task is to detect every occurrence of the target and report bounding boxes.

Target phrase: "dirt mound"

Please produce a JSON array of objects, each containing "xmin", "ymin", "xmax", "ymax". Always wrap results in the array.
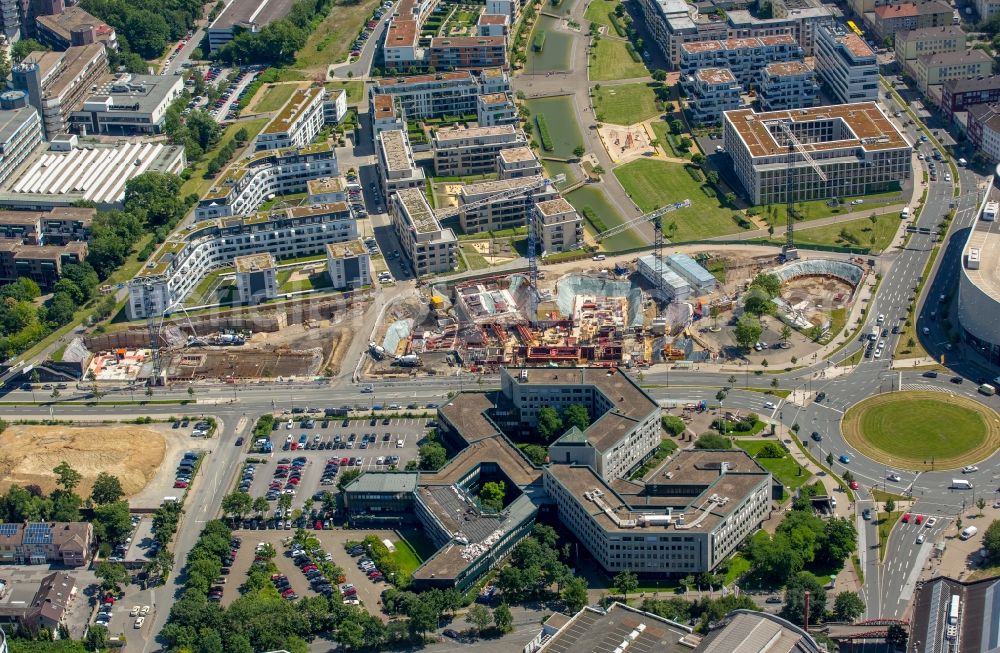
[{"xmin": 0, "ymin": 424, "xmax": 166, "ymax": 497}]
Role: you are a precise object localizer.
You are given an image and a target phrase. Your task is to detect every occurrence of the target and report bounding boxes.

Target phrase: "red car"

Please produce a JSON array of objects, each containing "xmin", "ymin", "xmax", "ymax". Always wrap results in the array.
[
  {"xmin": 340, "ymin": 457, "xmax": 349, "ymax": 466},
  {"xmin": 174, "ymin": 481, "xmax": 188, "ymax": 488},
  {"xmin": 849, "ymin": 481, "xmax": 860, "ymax": 490},
  {"xmin": 287, "ymin": 477, "xmax": 300, "ymax": 485},
  {"xmin": 915, "ymin": 514, "xmax": 925, "ymax": 525},
  {"xmin": 302, "ymin": 564, "xmax": 318, "ymax": 572},
  {"xmin": 280, "ymin": 588, "xmax": 295, "ymax": 598},
  {"xmin": 902, "ymin": 512, "xmax": 912, "ymax": 523},
  {"xmin": 315, "ymin": 520, "xmax": 324, "ymax": 530}
]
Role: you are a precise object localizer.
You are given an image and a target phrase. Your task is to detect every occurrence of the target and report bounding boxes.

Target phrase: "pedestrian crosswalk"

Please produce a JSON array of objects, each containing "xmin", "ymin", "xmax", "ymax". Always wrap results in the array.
[{"xmin": 900, "ymin": 383, "xmax": 953, "ymax": 394}]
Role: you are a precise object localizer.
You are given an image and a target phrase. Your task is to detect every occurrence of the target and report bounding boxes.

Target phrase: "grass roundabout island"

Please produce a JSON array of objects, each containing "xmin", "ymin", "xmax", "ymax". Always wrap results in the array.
[{"xmin": 841, "ymin": 391, "xmax": 1000, "ymax": 471}]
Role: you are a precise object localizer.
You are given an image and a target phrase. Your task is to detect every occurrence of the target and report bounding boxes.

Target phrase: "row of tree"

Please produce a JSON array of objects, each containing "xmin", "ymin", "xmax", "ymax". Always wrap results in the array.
[{"xmin": 215, "ymin": 0, "xmax": 332, "ymax": 66}]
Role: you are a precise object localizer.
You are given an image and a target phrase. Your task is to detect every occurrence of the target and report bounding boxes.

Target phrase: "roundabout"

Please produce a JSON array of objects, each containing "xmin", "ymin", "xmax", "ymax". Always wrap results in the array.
[{"xmin": 841, "ymin": 391, "xmax": 1000, "ymax": 471}]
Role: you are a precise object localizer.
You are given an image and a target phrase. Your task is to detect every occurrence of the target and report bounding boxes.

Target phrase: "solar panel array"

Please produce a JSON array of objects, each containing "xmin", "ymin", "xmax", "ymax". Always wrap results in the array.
[
  {"xmin": 0, "ymin": 523, "xmax": 18, "ymax": 537},
  {"xmin": 10, "ymin": 143, "xmax": 168, "ymax": 204},
  {"xmin": 24, "ymin": 522, "xmax": 53, "ymax": 545}
]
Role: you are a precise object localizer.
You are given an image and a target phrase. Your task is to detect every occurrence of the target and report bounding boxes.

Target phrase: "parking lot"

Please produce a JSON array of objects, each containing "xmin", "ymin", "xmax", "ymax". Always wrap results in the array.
[
  {"xmin": 127, "ymin": 424, "xmax": 214, "ymax": 511},
  {"xmin": 222, "ymin": 527, "xmax": 407, "ymax": 613},
  {"xmin": 241, "ymin": 415, "xmax": 431, "ymax": 512}
]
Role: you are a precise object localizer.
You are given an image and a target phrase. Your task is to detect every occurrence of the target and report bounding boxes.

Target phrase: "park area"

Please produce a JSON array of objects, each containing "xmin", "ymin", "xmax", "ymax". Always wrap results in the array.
[
  {"xmin": 589, "ymin": 39, "xmax": 648, "ymax": 81},
  {"xmin": 613, "ymin": 159, "xmax": 746, "ymax": 241},
  {"xmin": 249, "ymin": 83, "xmax": 300, "ymax": 114},
  {"xmin": 325, "ymin": 80, "xmax": 365, "ymax": 106},
  {"xmin": 735, "ymin": 439, "xmax": 810, "ymax": 499},
  {"xmin": 592, "ymin": 82, "xmax": 658, "ymax": 125},
  {"xmin": 777, "ymin": 213, "xmax": 900, "ymax": 251},
  {"xmin": 293, "ymin": 0, "xmax": 382, "ymax": 71},
  {"xmin": 584, "ymin": 0, "xmax": 619, "ymax": 25},
  {"xmin": 180, "ymin": 118, "xmax": 269, "ymax": 198},
  {"xmin": 842, "ymin": 391, "xmax": 1000, "ymax": 470}
]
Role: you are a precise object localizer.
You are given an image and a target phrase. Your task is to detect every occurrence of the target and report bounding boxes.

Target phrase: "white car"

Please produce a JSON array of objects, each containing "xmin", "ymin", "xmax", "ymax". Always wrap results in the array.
[
  {"xmin": 925, "ymin": 517, "xmax": 937, "ymax": 528},
  {"xmin": 763, "ymin": 401, "xmax": 776, "ymax": 410},
  {"xmin": 962, "ymin": 466, "xmax": 979, "ymax": 473},
  {"xmin": 887, "ymin": 473, "xmax": 901, "ymax": 482},
  {"xmin": 916, "ymin": 533, "xmax": 925, "ymax": 544},
  {"xmin": 130, "ymin": 606, "xmax": 140, "ymax": 617},
  {"xmin": 134, "ymin": 617, "xmax": 145, "ymax": 629}
]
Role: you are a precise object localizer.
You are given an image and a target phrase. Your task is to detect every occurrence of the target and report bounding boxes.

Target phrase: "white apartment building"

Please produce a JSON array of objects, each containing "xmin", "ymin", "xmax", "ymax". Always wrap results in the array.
[
  {"xmin": 477, "ymin": 13, "xmax": 508, "ymax": 37},
  {"xmin": 543, "ymin": 450, "xmax": 772, "ymax": 575},
  {"xmin": 128, "ymin": 202, "xmax": 356, "ymax": 319},
  {"xmin": 679, "ymin": 35, "xmax": 802, "ymax": 88},
  {"xmin": 371, "ymin": 94, "xmax": 405, "ymax": 137},
  {"xmin": 306, "ymin": 176, "xmax": 348, "ymax": 205},
  {"xmin": 233, "ymin": 252, "xmax": 277, "ymax": 304},
  {"xmin": 376, "ymin": 129, "xmax": 426, "ymax": 198},
  {"xmin": 372, "ymin": 71, "xmax": 480, "ymax": 120},
  {"xmin": 686, "ymin": 68, "xmax": 742, "ymax": 126},
  {"xmin": 0, "ymin": 98, "xmax": 43, "ymax": 188},
  {"xmin": 254, "ymin": 87, "xmax": 326, "ymax": 152},
  {"xmin": 389, "ymin": 187, "xmax": 458, "ymax": 276},
  {"xmin": 723, "ymin": 103, "xmax": 912, "ymax": 205},
  {"xmin": 325, "ymin": 239, "xmax": 371, "ymax": 290},
  {"xmin": 477, "ymin": 93, "xmax": 517, "ymax": 126},
  {"xmin": 195, "ymin": 144, "xmax": 339, "ymax": 220},
  {"xmin": 501, "ymin": 367, "xmax": 661, "ymax": 482},
  {"xmin": 485, "ymin": 0, "xmax": 519, "ymax": 21},
  {"xmin": 323, "ymin": 88, "xmax": 348, "ymax": 124},
  {"xmin": 814, "ymin": 24, "xmax": 879, "ymax": 104},
  {"xmin": 457, "ymin": 175, "xmax": 557, "ymax": 234},
  {"xmin": 497, "ymin": 146, "xmax": 543, "ymax": 179},
  {"xmin": 532, "ymin": 198, "xmax": 582, "ymax": 254},
  {"xmin": 432, "ymin": 124, "xmax": 527, "ymax": 176},
  {"xmin": 758, "ymin": 61, "xmax": 819, "ymax": 111}
]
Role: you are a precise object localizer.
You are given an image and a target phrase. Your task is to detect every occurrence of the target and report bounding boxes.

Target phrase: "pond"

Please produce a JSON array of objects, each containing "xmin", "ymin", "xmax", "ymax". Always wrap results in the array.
[
  {"xmin": 524, "ymin": 95, "xmax": 584, "ymax": 159},
  {"xmin": 524, "ymin": 15, "xmax": 574, "ymax": 73},
  {"xmin": 565, "ymin": 185, "xmax": 646, "ymax": 252}
]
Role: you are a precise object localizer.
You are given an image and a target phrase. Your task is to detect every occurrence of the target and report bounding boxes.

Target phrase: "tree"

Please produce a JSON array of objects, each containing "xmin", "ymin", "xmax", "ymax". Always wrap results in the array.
[
  {"xmin": 418, "ymin": 441, "xmax": 447, "ymax": 470},
  {"xmin": 53, "ymin": 461, "xmax": 82, "ymax": 492},
  {"xmin": 337, "ymin": 468, "xmax": 361, "ymax": 491},
  {"xmin": 124, "ymin": 172, "xmax": 183, "ymax": 227},
  {"xmin": 466, "ymin": 603, "xmax": 493, "ymax": 634},
  {"xmin": 85, "ymin": 624, "xmax": 109, "ymax": 651},
  {"xmin": 750, "ymin": 272, "xmax": 782, "ymax": 297},
  {"xmin": 734, "ymin": 313, "xmax": 763, "ymax": 351},
  {"xmin": 46, "ymin": 292, "xmax": 76, "ymax": 325},
  {"xmin": 562, "ymin": 404, "xmax": 590, "ymax": 432},
  {"xmin": 833, "ymin": 591, "xmax": 865, "ymax": 622},
  {"xmin": 614, "ymin": 570, "xmax": 638, "ymax": 602},
  {"xmin": 886, "ymin": 623, "xmax": 908, "ymax": 649},
  {"xmin": 11, "ymin": 38, "xmax": 45, "ymax": 62},
  {"xmin": 695, "ymin": 433, "xmax": 731, "ymax": 449},
  {"xmin": 221, "ymin": 491, "xmax": 252, "ymax": 522},
  {"xmin": 780, "ymin": 324, "xmax": 792, "ymax": 346},
  {"xmin": 885, "ymin": 497, "xmax": 896, "ymax": 514},
  {"xmin": 491, "ymin": 602, "xmax": 513, "ymax": 634},
  {"xmin": 479, "ymin": 481, "xmax": 506, "ymax": 511},
  {"xmin": 652, "ymin": 69, "xmax": 667, "ymax": 81},
  {"xmin": 743, "ymin": 288, "xmax": 773, "ymax": 316},
  {"xmin": 91, "ymin": 473, "xmax": 124, "ymax": 504},
  {"xmin": 780, "ymin": 571, "xmax": 826, "ymax": 626},
  {"xmin": 95, "ymin": 560, "xmax": 129, "ymax": 593},
  {"xmin": 562, "ymin": 576, "xmax": 589, "ymax": 613},
  {"xmin": 93, "ymin": 500, "xmax": 133, "ymax": 545},
  {"xmin": 978, "ymin": 497, "xmax": 987, "ymax": 516},
  {"xmin": 521, "ymin": 444, "xmax": 548, "ymax": 465},
  {"xmin": 661, "ymin": 415, "xmax": 686, "ymax": 436},
  {"xmin": 826, "ymin": 452, "xmax": 834, "ymax": 466},
  {"xmin": 573, "ymin": 145, "xmax": 586, "ymax": 158},
  {"xmin": 252, "ymin": 496, "xmax": 270, "ymax": 517},
  {"xmin": 709, "ymin": 304, "xmax": 721, "ymax": 329},
  {"xmin": 983, "ymin": 520, "xmax": 1000, "ymax": 563},
  {"xmin": 537, "ymin": 406, "xmax": 564, "ymax": 442}
]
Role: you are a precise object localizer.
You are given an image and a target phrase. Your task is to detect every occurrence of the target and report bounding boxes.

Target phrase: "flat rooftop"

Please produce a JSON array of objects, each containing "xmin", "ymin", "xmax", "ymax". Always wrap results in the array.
[
  {"xmin": 765, "ymin": 61, "xmax": 812, "ymax": 76},
  {"xmin": 326, "ymin": 239, "xmax": 367, "ymax": 259},
  {"xmin": 396, "ymin": 187, "xmax": 439, "ymax": 234},
  {"xmin": 910, "ymin": 575, "xmax": 1000, "ymax": 653},
  {"xmin": 536, "ymin": 198, "xmax": 574, "ymax": 216},
  {"xmin": 434, "ymin": 124, "xmax": 518, "ymax": 144},
  {"xmin": 499, "ymin": 146, "xmax": 536, "ymax": 163},
  {"xmin": 29, "ymin": 43, "xmax": 105, "ymax": 101},
  {"xmin": 386, "ymin": 19, "xmax": 418, "ymax": 47},
  {"xmin": 832, "ymin": 31, "xmax": 874, "ymax": 58},
  {"xmin": 439, "ymin": 391, "xmax": 501, "ymax": 444},
  {"xmin": 460, "ymin": 175, "xmax": 543, "ymax": 199},
  {"xmin": 262, "ymin": 86, "xmax": 323, "ymax": 135},
  {"xmin": 372, "ymin": 94, "xmax": 395, "ymax": 119},
  {"xmin": 379, "ymin": 130, "xmax": 414, "ymax": 173},
  {"xmin": 36, "ymin": 6, "xmax": 114, "ymax": 41},
  {"xmin": 0, "ymin": 103, "xmax": 38, "ymax": 146},
  {"xmin": 724, "ymin": 102, "xmax": 909, "ymax": 158},
  {"xmin": 307, "ymin": 176, "xmax": 344, "ymax": 195},
  {"xmin": 376, "ymin": 71, "xmax": 474, "ymax": 87},
  {"xmin": 479, "ymin": 92, "xmax": 509, "ymax": 105},
  {"xmin": 430, "ymin": 35, "xmax": 504, "ymax": 46},
  {"xmin": 212, "ymin": 0, "xmax": 295, "ymax": 30},
  {"xmin": 85, "ymin": 73, "xmax": 180, "ymax": 113},
  {"xmin": 0, "ymin": 210, "xmax": 41, "ymax": 226},
  {"xmin": 696, "ymin": 68, "xmax": 737, "ymax": 85},
  {"xmin": 233, "ymin": 252, "xmax": 275, "ymax": 273},
  {"xmin": 964, "ymin": 184, "xmax": 1000, "ymax": 303},
  {"xmin": 538, "ymin": 603, "xmax": 693, "ymax": 653}
]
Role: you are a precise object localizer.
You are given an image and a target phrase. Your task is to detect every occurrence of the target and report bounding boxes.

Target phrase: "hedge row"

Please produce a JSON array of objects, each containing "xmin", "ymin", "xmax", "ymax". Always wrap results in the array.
[
  {"xmin": 536, "ymin": 114, "xmax": 554, "ymax": 151},
  {"xmin": 624, "ymin": 41, "xmax": 642, "ymax": 62},
  {"xmin": 582, "ymin": 206, "xmax": 608, "ymax": 233}
]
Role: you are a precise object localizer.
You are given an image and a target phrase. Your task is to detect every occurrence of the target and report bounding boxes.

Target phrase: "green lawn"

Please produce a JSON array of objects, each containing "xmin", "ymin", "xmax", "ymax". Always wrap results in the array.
[
  {"xmin": 279, "ymin": 271, "xmax": 332, "ymax": 293},
  {"xmin": 723, "ymin": 553, "xmax": 751, "ymax": 585},
  {"xmin": 388, "ymin": 537, "xmax": 424, "ymax": 575},
  {"xmin": 734, "ymin": 439, "xmax": 811, "ymax": 495},
  {"xmin": 592, "ymin": 82, "xmax": 658, "ymax": 125},
  {"xmin": 584, "ymin": 0, "xmax": 619, "ymax": 26},
  {"xmin": 877, "ymin": 511, "xmax": 902, "ymax": 560},
  {"xmin": 783, "ymin": 213, "xmax": 900, "ymax": 251},
  {"xmin": 649, "ymin": 119, "xmax": 689, "ymax": 159},
  {"xmin": 589, "ymin": 39, "xmax": 648, "ymax": 81},
  {"xmin": 293, "ymin": 0, "xmax": 382, "ymax": 70},
  {"xmin": 180, "ymin": 118, "xmax": 269, "ymax": 198},
  {"xmin": 613, "ymin": 159, "xmax": 745, "ymax": 240},
  {"xmin": 754, "ymin": 189, "xmax": 904, "ymax": 226},
  {"xmin": 460, "ymin": 243, "xmax": 492, "ymax": 270},
  {"xmin": 325, "ymin": 80, "xmax": 366, "ymax": 106},
  {"xmin": 253, "ymin": 84, "xmax": 299, "ymax": 114}
]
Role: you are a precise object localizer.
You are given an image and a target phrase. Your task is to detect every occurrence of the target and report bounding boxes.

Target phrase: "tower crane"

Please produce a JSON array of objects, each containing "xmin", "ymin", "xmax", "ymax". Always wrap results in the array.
[{"xmin": 765, "ymin": 120, "xmax": 828, "ymax": 259}]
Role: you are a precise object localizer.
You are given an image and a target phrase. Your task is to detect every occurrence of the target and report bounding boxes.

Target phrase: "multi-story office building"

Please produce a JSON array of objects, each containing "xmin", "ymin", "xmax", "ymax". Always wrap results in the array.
[
  {"xmin": 195, "ymin": 143, "xmax": 339, "ymax": 220},
  {"xmin": 686, "ymin": 68, "xmax": 742, "ymax": 125},
  {"xmin": 457, "ymin": 175, "xmax": 557, "ymax": 234},
  {"xmin": 873, "ymin": 0, "xmax": 954, "ymax": 39},
  {"xmin": 957, "ymin": 179, "xmax": 1000, "ymax": 364},
  {"xmin": 497, "ymin": 146, "xmax": 543, "ymax": 179},
  {"xmin": 325, "ymin": 239, "xmax": 371, "ymax": 289},
  {"xmin": 545, "ymin": 449, "xmax": 772, "ymax": 575},
  {"xmin": 35, "ymin": 5, "xmax": 117, "ymax": 51},
  {"xmin": 389, "ymin": 187, "xmax": 458, "ymax": 276},
  {"xmin": 942, "ymin": 75, "xmax": 1000, "ymax": 121},
  {"xmin": 68, "ymin": 73, "xmax": 184, "ymax": 135},
  {"xmin": 723, "ymin": 103, "xmax": 912, "ymax": 205},
  {"xmin": 427, "ymin": 36, "xmax": 507, "ymax": 69},
  {"xmin": 913, "ymin": 49, "xmax": 993, "ymax": 96},
  {"xmin": 679, "ymin": 36, "xmax": 802, "ymax": 88},
  {"xmin": 895, "ymin": 25, "xmax": 966, "ymax": 74},
  {"xmin": 477, "ymin": 93, "xmax": 517, "ymax": 126},
  {"xmin": 254, "ymin": 87, "xmax": 326, "ymax": 152},
  {"xmin": 233, "ymin": 252, "xmax": 277, "ymax": 304},
  {"xmin": 206, "ymin": 0, "xmax": 296, "ymax": 51},
  {"xmin": 814, "ymin": 24, "xmax": 879, "ymax": 104},
  {"xmin": 12, "ymin": 43, "xmax": 107, "ymax": 138},
  {"xmin": 128, "ymin": 202, "xmax": 356, "ymax": 319},
  {"xmin": 758, "ymin": 61, "xmax": 818, "ymax": 110},
  {"xmin": 966, "ymin": 103, "xmax": 1000, "ymax": 162},
  {"xmin": 976, "ymin": 0, "xmax": 1000, "ymax": 19},
  {"xmin": 432, "ymin": 124, "xmax": 527, "ymax": 176},
  {"xmin": 372, "ymin": 72, "xmax": 480, "ymax": 120},
  {"xmin": 376, "ymin": 129, "xmax": 426, "ymax": 198},
  {"xmin": 0, "ymin": 94, "xmax": 43, "ymax": 187},
  {"xmin": 725, "ymin": 5, "xmax": 831, "ymax": 57},
  {"xmin": 532, "ymin": 198, "xmax": 582, "ymax": 254}
]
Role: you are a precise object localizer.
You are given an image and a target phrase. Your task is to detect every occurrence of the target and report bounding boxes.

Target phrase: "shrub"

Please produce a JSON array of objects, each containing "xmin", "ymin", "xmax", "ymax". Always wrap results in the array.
[
  {"xmin": 684, "ymin": 164, "xmax": 704, "ymax": 182},
  {"xmin": 536, "ymin": 114, "xmax": 554, "ymax": 151},
  {"xmin": 624, "ymin": 42, "xmax": 642, "ymax": 62},
  {"xmin": 581, "ymin": 206, "xmax": 607, "ymax": 233}
]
